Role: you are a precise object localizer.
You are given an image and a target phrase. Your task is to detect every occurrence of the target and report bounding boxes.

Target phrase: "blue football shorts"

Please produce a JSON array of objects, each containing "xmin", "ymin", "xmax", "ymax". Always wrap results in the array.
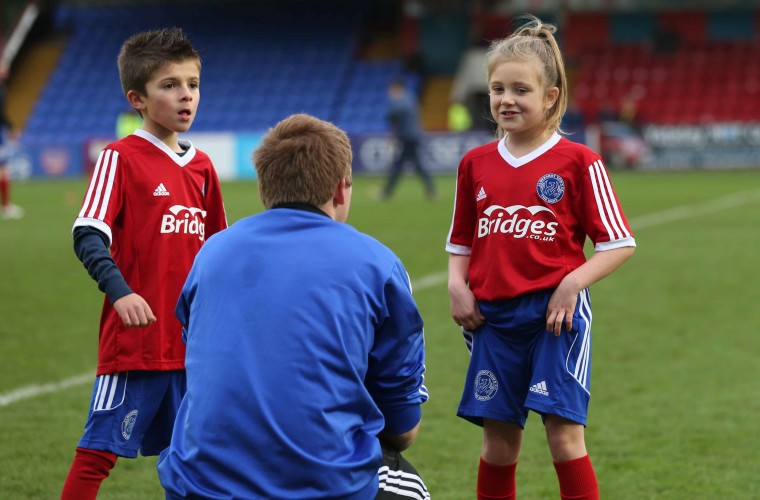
[
  {"xmin": 458, "ymin": 288, "xmax": 592, "ymax": 428},
  {"xmin": 77, "ymin": 370, "xmax": 186, "ymax": 458}
]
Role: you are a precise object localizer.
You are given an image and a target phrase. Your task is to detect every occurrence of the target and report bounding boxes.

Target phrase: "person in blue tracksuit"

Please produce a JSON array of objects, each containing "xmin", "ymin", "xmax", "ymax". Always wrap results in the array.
[
  {"xmin": 380, "ymin": 78, "xmax": 436, "ymax": 200},
  {"xmin": 157, "ymin": 113, "xmax": 430, "ymax": 500}
]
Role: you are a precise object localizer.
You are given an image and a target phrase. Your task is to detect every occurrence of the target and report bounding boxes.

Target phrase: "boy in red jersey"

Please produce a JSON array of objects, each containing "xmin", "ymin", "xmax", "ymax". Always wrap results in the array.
[
  {"xmin": 446, "ymin": 16, "xmax": 635, "ymax": 500},
  {"xmin": 61, "ymin": 28, "xmax": 227, "ymax": 499}
]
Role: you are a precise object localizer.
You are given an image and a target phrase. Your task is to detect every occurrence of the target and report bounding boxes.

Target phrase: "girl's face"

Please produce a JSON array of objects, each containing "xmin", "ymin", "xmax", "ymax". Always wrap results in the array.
[{"xmin": 488, "ymin": 58, "xmax": 558, "ymax": 141}]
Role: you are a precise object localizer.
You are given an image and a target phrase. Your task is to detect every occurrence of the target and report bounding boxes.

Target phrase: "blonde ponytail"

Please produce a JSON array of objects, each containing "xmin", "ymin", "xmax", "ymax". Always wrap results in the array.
[{"xmin": 486, "ymin": 15, "xmax": 568, "ymax": 136}]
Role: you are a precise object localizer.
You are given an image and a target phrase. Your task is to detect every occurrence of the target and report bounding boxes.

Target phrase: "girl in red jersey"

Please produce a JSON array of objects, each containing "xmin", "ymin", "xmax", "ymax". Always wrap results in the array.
[{"xmin": 446, "ymin": 15, "xmax": 636, "ymax": 500}]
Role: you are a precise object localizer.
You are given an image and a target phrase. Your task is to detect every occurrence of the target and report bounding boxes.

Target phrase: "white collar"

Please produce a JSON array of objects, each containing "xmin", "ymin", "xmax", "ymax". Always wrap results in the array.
[
  {"xmin": 497, "ymin": 132, "xmax": 561, "ymax": 168},
  {"xmin": 133, "ymin": 129, "xmax": 196, "ymax": 167}
]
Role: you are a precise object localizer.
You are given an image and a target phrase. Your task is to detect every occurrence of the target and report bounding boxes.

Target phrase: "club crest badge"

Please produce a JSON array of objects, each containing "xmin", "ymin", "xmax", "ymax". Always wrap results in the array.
[
  {"xmin": 536, "ymin": 173, "xmax": 565, "ymax": 204},
  {"xmin": 474, "ymin": 370, "xmax": 498, "ymax": 401},
  {"xmin": 121, "ymin": 409, "xmax": 138, "ymax": 440}
]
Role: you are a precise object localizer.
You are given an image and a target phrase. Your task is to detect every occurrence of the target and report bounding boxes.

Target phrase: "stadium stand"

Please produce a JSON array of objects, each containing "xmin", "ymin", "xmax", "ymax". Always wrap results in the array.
[
  {"xmin": 449, "ymin": 6, "xmax": 760, "ymax": 134},
  {"xmin": 12, "ymin": 2, "xmax": 760, "ymax": 155},
  {"xmin": 20, "ymin": 1, "xmax": 417, "ymax": 150},
  {"xmin": 564, "ymin": 9, "xmax": 760, "ymax": 126}
]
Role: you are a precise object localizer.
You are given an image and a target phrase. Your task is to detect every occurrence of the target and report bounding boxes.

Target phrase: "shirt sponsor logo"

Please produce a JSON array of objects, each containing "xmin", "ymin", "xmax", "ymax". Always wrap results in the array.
[
  {"xmin": 161, "ymin": 205, "xmax": 207, "ymax": 241},
  {"xmin": 478, "ymin": 204, "xmax": 558, "ymax": 242},
  {"xmin": 536, "ymin": 173, "xmax": 565, "ymax": 204}
]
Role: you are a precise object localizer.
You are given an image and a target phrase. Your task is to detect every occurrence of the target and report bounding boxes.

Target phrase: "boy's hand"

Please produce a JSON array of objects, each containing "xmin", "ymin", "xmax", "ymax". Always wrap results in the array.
[{"xmin": 114, "ymin": 293, "xmax": 156, "ymax": 328}]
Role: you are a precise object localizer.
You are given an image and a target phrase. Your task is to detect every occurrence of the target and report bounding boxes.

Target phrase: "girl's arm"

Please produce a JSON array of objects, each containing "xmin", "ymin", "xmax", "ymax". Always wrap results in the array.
[
  {"xmin": 546, "ymin": 246, "xmax": 635, "ymax": 336},
  {"xmin": 448, "ymin": 253, "xmax": 486, "ymax": 331}
]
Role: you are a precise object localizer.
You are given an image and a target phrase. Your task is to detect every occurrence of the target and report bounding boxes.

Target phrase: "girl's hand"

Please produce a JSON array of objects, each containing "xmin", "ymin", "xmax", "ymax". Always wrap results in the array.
[
  {"xmin": 545, "ymin": 246, "xmax": 636, "ymax": 336},
  {"xmin": 449, "ymin": 282, "xmax": 486, "ymax": 331},
  {"xmin": 546, "ymin": 280, "xmax": 578, "ymax": 336}
]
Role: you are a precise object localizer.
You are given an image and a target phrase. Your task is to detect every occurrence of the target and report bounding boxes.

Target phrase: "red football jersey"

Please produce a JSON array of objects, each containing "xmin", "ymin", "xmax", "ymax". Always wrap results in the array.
[
  {"xmin": 73, "ymin": 130, "xmax": 228, "ymax": 374},
  {"xmin": 446, "ymin": 133, "xmax": 635, "ymax": 302}
]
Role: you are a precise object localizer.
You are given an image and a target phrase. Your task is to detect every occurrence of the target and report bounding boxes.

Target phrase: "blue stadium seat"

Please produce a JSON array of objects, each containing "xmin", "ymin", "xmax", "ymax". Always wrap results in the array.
[{"xmin": 22, "ymin": 1, "xmax": 411, "ymax": 148}]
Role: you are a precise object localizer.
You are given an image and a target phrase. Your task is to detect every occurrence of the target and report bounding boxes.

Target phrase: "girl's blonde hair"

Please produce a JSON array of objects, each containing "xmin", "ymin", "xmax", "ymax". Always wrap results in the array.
[{"xmin": 485, "ymin": 15, "xmax": 568, "ymax": 137}]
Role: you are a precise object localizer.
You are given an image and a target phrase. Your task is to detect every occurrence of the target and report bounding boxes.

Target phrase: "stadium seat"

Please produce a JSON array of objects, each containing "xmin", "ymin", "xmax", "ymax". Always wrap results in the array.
[
  {"xmin": 572, "ymin": 33, "xmax": 760, "ymax": 123},
  {"xmin": 21, "ymin": 1, "xmax": 412, "ymax": 148}
]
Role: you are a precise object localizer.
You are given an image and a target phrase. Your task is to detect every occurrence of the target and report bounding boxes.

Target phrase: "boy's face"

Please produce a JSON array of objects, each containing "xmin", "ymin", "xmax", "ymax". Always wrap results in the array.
[{"xmin": 129, "ymin": 59, "xmax": 200, "ymax": 140}]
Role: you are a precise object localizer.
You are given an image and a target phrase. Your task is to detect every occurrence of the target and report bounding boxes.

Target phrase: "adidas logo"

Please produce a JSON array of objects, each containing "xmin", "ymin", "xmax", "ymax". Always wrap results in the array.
[
  {"xmin": 529, "ymin": 380, "xmax": 549, "ymax": 396},
  {"xmin": 476, "ymin": 186, "xmax": 487, "ymax": 201},
  {"xmin": 153, "ymin": 183, "xmax": 170, "ymax": 197}
]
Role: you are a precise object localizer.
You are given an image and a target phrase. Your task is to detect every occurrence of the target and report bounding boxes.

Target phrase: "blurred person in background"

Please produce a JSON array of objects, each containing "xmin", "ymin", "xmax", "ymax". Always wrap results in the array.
[
  {"xmin": 0, "ymin": 62, "xmax": 23, "ymax": 219},
  {"xmin": 380, "ymin": 78, "xmax": 437, "ymax": 200},
  {"xmin": 115, "ymin": 106, "xmax": 143, "ymax": 139},
  {"xmin": 449, "ymin": 98, "xmax": 474, "ymax": 132}
]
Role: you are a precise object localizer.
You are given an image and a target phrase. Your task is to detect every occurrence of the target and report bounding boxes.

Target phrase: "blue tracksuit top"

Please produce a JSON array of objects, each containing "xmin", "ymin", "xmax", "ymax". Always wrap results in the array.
[
  {"xmin": 157, "ymin": 207, "xmax": 428, "ymax": 499},
  {"xmin": 387, "ymin": 93, "xmax": 422, "ymax": 141}
]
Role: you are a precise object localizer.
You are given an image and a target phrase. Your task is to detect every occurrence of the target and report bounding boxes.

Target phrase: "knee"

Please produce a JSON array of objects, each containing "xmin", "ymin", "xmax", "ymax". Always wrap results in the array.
[
  {"xmin": 482, "ymin": 420, "xmax": 522, "ymax": 464},
  {"xmin": 545, "ymin": 418, "xmax": 587, "ymax": 462}
]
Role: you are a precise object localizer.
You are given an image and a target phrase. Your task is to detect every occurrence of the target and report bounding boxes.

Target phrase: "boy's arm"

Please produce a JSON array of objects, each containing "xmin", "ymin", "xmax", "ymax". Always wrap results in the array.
[
  {"xmin": 73, "ymin": 226, "xmax": 131, "ymax": 300},
  {"xmin": 546, "ymin": 246, "xmax": 635, "ymax": 336},
  {"xmin": 366, "ymin": 261, "xmax": 428, "ymax": 450},
  {"xmin": 73, "ymin": 226, "xmax": 155, "ymax": 327},
  {"xmin": 379, "ymin": 422, "xmax": 420, "ymax": 452}
]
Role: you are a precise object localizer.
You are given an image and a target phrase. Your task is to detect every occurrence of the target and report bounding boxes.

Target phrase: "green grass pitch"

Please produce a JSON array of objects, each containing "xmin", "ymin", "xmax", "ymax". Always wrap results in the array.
[{"xmin": 1, "ymin": 170, "xmax": 759, "ymax": 499}]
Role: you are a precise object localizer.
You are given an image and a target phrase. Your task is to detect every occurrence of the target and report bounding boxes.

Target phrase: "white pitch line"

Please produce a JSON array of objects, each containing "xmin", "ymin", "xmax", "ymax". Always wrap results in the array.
[
  {"xmin": 412, "ymin": 271, "xmax": 448, "ymax": 291},
  {"xmin": 627, "ymin": 188, "xmax": 760, "ymax": 230},
  {"xmin": 0, "ymin": 373, "xmax": 93, "ymax": 407},
  {"xmin": 3, "ymin": 188, "xmax": 759, "ymax": 408}
]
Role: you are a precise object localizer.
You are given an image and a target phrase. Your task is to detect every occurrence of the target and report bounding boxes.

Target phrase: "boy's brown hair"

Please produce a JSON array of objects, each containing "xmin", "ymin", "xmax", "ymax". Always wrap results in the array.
[
  {"xmin": 117, "ymin": 27, "xmax": 201, "ymax": 97},
  {"xmin": 254, "ymin": 114, "xmax": 353, "ymax": 209}
]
